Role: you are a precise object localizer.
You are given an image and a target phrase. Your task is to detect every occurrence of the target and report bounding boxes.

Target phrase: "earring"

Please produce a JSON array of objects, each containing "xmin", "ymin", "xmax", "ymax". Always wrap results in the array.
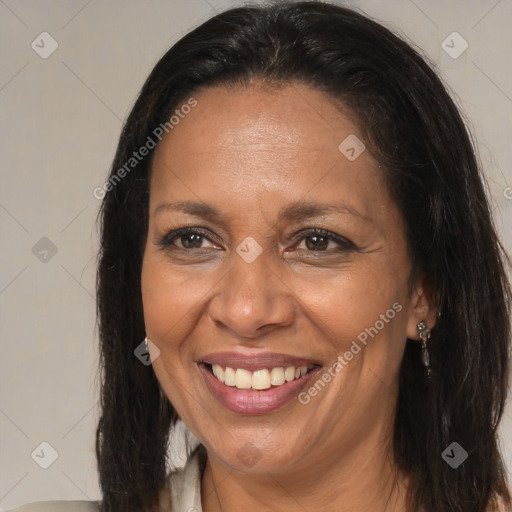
[
  {"xmin": 144, "ymin": 336, "xmax": 149, "ymax": 353},
  {"xmin": 417, "ymin": 321, "xmax": 432, "ymax": 381}
]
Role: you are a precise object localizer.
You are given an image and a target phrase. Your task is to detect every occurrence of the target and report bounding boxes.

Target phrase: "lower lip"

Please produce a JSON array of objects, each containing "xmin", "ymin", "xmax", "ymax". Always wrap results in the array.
[{"xmin": 198, "ymin": 363, "xmax": 321, "ymax": 415}]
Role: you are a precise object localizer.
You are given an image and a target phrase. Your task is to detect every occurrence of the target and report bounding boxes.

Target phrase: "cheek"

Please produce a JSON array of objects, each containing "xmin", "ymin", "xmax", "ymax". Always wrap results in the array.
[
  {"xmin": 140, "ymin": 256, "xmax": 203, "ymax": 353},
  {"xmin": 354, "ymin": 288, "xmax": 408, "ymax": 380},
  {"xmin": 302, "ymin": 265, "xmax": 409, "ymax": 382},
  {"xmin": 309, "ymin": 266, "xmax": 403, "ymax": 332}
]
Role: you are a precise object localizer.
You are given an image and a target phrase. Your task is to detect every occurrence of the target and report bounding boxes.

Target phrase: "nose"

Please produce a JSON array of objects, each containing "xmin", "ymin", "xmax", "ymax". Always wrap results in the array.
[{"xmin": 207, "ymin": 246, "xmax": 295, "ymax": 340}]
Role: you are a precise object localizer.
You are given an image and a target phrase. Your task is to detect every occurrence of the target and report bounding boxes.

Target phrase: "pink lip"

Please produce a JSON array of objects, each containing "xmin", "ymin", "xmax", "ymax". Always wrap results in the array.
[
  {"xmin": 198, "ymin": 361, "xmax": 322, "ymax": 415},
  {"xmin": 200, "ymin": 351, "xmax": 319, "ymax": 371}
]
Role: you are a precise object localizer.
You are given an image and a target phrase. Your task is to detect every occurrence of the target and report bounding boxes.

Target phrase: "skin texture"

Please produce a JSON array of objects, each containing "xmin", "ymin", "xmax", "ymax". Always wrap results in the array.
[{"xmin": 141, "ymin": 83, "xmax": 437, "ymax": 512}]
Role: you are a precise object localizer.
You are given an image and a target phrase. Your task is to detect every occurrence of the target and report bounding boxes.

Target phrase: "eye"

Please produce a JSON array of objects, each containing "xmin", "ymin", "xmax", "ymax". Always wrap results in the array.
[
  {"xmin": 289, "ymin": 228, "xmax": 357, "ymax": 253},
  {"xmin": 156, "ymin": 227, "xmax": 220, "ymax": 251},
  {"xmin": 156, "ymin": 226, "xmax": 357, "ymax": 254}
]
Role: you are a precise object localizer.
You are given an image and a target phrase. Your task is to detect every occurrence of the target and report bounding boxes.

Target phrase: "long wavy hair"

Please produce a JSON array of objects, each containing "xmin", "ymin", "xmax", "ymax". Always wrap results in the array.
[{"xmin": 95, "ymin": 2, "xmax": 511, "ymax": 511}]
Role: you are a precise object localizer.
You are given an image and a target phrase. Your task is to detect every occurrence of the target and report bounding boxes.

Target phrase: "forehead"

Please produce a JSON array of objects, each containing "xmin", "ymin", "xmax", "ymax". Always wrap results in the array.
[
  {"xmin": 149, "ymin": 83, "xmax": 389, "ymax": 225},
  {"xmin": 157, "ymin": 82, "xmax": 361, "ymax": 155}
]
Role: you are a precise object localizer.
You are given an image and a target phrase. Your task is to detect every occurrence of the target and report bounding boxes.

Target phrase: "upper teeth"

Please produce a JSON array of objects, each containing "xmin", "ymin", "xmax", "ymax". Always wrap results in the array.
[{"xmin": 211, "ymin": 364, "xmax": 313, "ymax": 390}]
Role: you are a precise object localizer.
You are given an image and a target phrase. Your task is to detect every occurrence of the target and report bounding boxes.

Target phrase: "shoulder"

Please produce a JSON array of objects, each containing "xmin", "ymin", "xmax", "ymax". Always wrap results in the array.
[{"xmin": 6, "ymin": 501, "xmax": 100, "ymax": 512}]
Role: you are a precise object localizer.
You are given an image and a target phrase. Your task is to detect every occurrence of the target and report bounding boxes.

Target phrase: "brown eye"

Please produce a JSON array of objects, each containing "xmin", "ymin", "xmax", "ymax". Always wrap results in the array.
[
  {"xmin": 157, "ymin": 228, "xmax": 220, "ymax": 250},
  {"xmin": 292, "ymin": 228, "xmax": 357, "ymax": 253},
  {"xmin": 179, "ymin": 232, "xmax": 206, "ymax": 249},
  {"xmin": 304, "ymin": 234, "xmax": 330, "ymax": 251}
]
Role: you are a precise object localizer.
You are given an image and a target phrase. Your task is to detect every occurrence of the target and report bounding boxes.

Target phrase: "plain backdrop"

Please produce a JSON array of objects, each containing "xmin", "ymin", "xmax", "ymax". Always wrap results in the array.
[{"xmin": 0, "ymin": 0, "xmax": 511, "ymax": 508}]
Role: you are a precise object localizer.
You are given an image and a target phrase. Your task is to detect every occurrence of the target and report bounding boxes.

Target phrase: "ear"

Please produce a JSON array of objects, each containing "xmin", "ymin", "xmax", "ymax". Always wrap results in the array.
[{"xmin": 406, "ymin": 273, "xmax": 438, "ymax": 340}]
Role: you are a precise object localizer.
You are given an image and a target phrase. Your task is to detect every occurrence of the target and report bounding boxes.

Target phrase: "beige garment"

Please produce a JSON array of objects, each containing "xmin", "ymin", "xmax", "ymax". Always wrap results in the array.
[{"xmin": 159, "ymin": 443, "xmax": 206, "ymax": 511}]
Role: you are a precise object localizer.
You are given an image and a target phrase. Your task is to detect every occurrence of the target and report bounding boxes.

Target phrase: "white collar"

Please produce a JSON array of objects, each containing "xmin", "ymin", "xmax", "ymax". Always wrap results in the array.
[{"xmin": 165, "ymin": 443, "xmax": 206, "ymax": 511}]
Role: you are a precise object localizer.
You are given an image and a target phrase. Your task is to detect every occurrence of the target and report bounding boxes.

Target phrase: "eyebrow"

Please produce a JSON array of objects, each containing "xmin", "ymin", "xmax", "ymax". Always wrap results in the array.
[{"xmin": 154, "ymin": 200, "xmax": 371, "ymax": 224}]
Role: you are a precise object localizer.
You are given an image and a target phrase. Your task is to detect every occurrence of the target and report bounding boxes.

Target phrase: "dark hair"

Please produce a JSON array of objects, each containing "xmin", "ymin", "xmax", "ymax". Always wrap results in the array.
[{"xmin": 95, "ymin": 2, "xmax": 511, "ymax": 511}]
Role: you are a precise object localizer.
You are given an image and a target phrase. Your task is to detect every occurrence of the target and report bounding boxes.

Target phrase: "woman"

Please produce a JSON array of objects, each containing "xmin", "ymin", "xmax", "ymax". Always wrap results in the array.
[{"xmin": 11, "ymin": 1, "xmax": 511, "ymax": 511}]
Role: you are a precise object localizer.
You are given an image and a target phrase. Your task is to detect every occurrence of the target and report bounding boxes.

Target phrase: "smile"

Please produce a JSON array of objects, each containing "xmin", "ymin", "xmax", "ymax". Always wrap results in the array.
[
  {"xmin": 209, "ymin": 363, "xmax": 317, "ymax": 390},
  {"xmin": 197, "ymin": 352, "xmax": 322, "ymax": 414}
]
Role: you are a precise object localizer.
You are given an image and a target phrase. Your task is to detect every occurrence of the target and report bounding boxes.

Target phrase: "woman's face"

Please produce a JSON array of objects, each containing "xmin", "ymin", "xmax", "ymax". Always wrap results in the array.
[{"xmin": 141, "ymin": 83, "xmax": 431, "ymax": 474}]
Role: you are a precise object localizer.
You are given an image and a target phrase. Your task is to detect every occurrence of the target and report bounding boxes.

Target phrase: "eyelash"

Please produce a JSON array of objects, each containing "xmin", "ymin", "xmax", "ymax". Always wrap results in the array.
[{"xmin": 156, "ymin": 226, "xmax": 357, "ymax": 254}]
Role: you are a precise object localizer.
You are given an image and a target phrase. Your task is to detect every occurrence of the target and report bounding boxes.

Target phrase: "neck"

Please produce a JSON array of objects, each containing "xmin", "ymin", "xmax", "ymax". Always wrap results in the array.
[{"xmin": 201, "ymin": 432, "xmax": 408, "ymax": 512}]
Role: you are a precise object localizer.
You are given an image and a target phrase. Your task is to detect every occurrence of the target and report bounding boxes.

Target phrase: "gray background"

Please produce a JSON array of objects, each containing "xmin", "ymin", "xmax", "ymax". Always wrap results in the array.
[{"xmin": 1, "ymin": 0, "xmax": 511, "ymax": 507}]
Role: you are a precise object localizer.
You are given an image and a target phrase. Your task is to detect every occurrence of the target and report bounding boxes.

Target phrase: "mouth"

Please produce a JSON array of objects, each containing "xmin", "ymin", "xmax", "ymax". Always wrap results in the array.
[
  {"xmin": 197, "ymin": 354, "xmax": 323, "ymax": 414},
  {"xmin": 201, "ymin": 362, "xmax": 320, "ymax": 390}
]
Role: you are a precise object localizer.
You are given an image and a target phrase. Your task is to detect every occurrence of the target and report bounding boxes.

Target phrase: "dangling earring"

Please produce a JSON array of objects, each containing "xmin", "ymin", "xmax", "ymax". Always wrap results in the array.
[{"xmin": 417, "ymin": 321, "xmax": 432, "ymax": 381}]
